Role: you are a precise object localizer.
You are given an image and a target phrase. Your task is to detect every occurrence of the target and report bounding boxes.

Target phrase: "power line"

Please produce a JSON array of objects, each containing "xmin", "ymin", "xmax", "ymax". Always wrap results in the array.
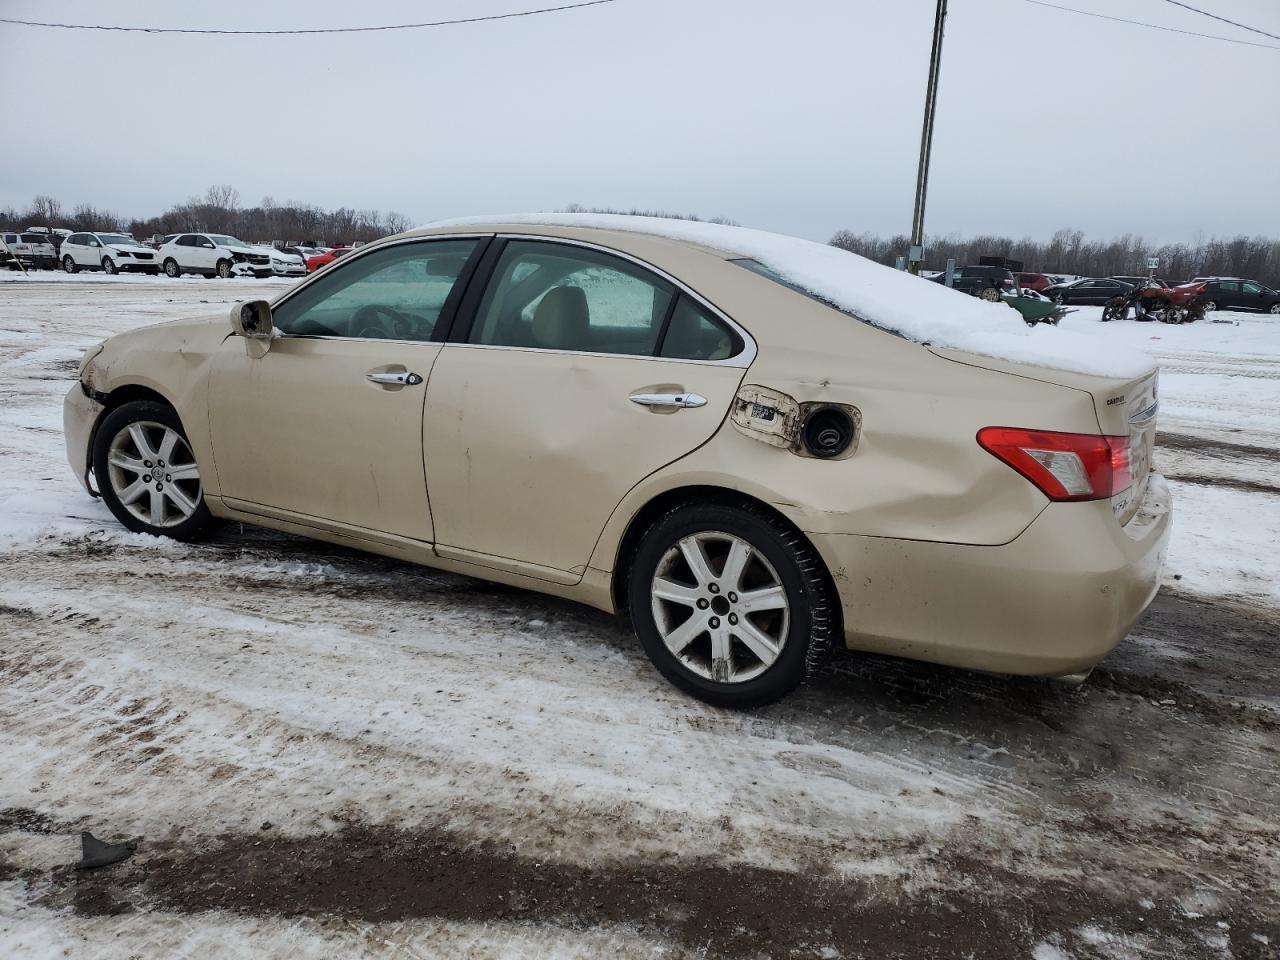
[
  {"xmin": 1019, "ymin": 0, "xmax": 1280, "ymax": 50},
  {"xmin": 1160, "ymin": 0, "xmax": 1280, "ymax": 43},
  {"xmin": 0, "ymin": 0, "xmax": 619, "ymax": 35}
]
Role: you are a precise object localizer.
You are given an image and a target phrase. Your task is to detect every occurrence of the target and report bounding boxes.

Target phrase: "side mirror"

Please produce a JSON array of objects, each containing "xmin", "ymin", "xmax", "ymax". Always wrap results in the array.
[{"xmin": 231, "ymin": 300, "xmax": 274, "ymax": 358}]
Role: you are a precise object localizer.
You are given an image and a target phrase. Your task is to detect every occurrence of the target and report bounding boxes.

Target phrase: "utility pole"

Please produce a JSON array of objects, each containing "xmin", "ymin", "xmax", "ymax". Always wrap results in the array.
[{"xmin": 907, "ymin": 0, "xmax": 948, "ymax": 275}]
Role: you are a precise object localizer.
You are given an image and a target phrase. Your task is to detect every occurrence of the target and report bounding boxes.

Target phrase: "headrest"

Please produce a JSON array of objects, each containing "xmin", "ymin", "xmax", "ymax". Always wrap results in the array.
[{"xmin": 531, "ymin": 285, "xmax": 589, "ymax": 350}]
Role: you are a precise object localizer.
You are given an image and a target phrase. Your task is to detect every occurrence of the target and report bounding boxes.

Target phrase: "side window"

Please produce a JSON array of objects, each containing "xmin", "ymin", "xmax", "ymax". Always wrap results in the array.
[
  {"xmin": 1242, "ymin": 282, "xmax": 1262, "ymax": 295},
  {"xmin": 470, "ymin": 241, "xmax": 674, "ymax": 355},
  {"xmin": 1219, "ymin": 281, "xmax": 1240, "ymax": 293},
  {"xmin": 659, "ymin": 295, "xmax": 740, "ymax": 361},
  {"xmin": 272, "ymin": 239, "xmax": 479, "ymax": 342},
  {"xmin": 176, "ymin": 235, "xmax": 194, "ymax": 247}
]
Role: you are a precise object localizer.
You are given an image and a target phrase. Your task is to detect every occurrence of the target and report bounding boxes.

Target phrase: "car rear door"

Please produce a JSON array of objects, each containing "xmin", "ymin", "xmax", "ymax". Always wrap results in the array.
[
  {"xmin": 421, "ymin": 237, "xmax": 751, "ymax": 582},
  {"xmin": 207, "ymin": 237, "xmax": 485, "ymax": 540}
]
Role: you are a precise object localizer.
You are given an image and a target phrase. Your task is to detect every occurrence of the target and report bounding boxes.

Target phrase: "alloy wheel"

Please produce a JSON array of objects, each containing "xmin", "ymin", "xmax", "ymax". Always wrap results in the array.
[
  {"xmin": 106, "ymin": 421, "xmax": 202, "ymax": 528},
  {"xmin": 650, "ymin": 531, "xmax": 789, "ymax": 684},
  {"xmin": 1269, "ymin": 303, "xmax": 1280, "ymax": 315},
  {"xmin": 1203, "ymin": 300, "xmax": 1218, "ymax": 312}
]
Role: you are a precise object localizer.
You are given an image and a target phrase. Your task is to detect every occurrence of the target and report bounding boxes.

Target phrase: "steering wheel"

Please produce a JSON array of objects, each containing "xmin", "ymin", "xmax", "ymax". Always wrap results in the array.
[{"xmin": 353, "ymin": 303, "xmax": 411, "ymax": 339}]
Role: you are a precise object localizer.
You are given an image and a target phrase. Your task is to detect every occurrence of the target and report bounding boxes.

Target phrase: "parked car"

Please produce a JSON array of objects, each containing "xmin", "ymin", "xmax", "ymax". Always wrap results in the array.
[
  {"xmin": 155, "ymin": 233, "xmax": 271, "ymax": 278},
  {"xmin": 1044, "ymin": 277, "xmax": 1134, "ymax": 305},
  {"xmin": 1015, "ymin": 272, "xmax": 1054, "ymax": 293},
  {"xmin": 254, "ymin": 245, "xmax": 307, "ymax": 277},
  {"xmin": 305, "ymin": 246, "xmax": 353, "ymax": 272},
  {"xmin": 928, "ymin": 264, "xmax": 1015, "ymax": 301},
  {"xmin": 60, "ymin": 232, "xmax": 162, "ymax": 275},
  {"xmin": 64, "ymin": 217, "xmax": 1170, "ymax": 707},
  {"xmin": 1192, "ymin": 279, "xmax": 1280, "ymax": 315},
  {"xmin": 1, "ymin": 229, "xmax": 57, "ymax": 269}
]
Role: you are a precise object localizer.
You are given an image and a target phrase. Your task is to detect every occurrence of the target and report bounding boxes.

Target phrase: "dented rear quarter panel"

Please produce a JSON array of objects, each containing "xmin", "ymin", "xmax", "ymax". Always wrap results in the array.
[{"xmin": 583, "ymin": 254, "xmax": 1103, "ymax": 571}]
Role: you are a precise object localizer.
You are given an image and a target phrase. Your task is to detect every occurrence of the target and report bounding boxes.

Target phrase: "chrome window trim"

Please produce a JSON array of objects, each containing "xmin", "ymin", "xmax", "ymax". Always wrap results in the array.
[{"xmin": 266, "ymin": 230, "xmax": 758, "ymax": 369}]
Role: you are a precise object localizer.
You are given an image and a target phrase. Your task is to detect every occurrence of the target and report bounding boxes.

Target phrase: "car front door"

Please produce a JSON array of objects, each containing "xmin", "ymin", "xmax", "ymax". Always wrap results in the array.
[
  {"xmin": 1239, "ymin": 281, "xmax": 1269, "ymax": 312},
  {"xmin": 421, "ymin": 238, "xmax": 751, "ymax": 582},
  {"xmin": 207, "ymin": 237, "xmax": 485, "ymax": 539}
]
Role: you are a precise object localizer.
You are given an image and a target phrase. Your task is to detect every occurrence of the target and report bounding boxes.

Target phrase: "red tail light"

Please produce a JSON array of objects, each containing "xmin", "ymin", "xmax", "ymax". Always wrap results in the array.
[{"xmin": 977, "ymin": 427, "xmax": 1131, "ymax": 502}]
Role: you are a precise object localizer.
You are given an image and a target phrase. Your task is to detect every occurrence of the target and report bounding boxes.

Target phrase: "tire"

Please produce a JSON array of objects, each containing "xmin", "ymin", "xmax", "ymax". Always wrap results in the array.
[
  {"xmin": 92, "ymin": 400, "xmax": 219, "ymax": 542},
  {"xmin": 1269, "ymin": 303, "xmax": 1280, "ymax": 315},
  {"xmin": 1202, "ymin": 300, "xmax": 1218, "ymax": 313},
  {"xmin": 62, "ymin": 255, "xmax": 78, "ymax": 274},
  {"xmin": 102, "ymin": 257, "xmax": 117, "ymax": 275},
  {"xmin": 163, "ymin": 258, "xmax": 181, "ymax": 278},
  {"xmin": 216, "ymin": 259, "xmax": 232, "ymax": 279},
  {"xmin": 979, "ymin": 287, "xmax": 1001, "ymax": 302},
  {"xmin": 1053, "ymin": 292, "xmax": 1066, "ymax": 305},
  {"xmin": 627, "ymin": 501, "xmax": 837, "ymax": 708}
]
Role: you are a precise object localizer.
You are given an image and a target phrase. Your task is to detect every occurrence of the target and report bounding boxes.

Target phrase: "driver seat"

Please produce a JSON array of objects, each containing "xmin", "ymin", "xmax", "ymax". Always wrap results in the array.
[{"xmin": 531, "ymin": 286, "xmax": 589, "ymax": 351}]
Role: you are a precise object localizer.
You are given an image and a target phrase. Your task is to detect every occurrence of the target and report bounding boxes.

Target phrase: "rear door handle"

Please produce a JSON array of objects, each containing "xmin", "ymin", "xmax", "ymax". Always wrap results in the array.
[
  {"xmin": 367, "ymin": 371, "xmax": 423, "ymax": 386},
  {"xmin": 629, "ymin": 392, "xmax": 707, "ymax": 409}
]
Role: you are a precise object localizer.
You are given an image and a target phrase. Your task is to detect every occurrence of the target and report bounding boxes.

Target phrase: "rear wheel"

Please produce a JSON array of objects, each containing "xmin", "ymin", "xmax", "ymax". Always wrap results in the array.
[
  {"xmin": 628, "ymin": 502, "xmax": 836, "ymax": 708},
  {"xmin": 163, "ymin": 258, "xmax": 181, "ymax": 278},
  {"xmin": 62, "ymin": 255, "xmax": 78, "ymax": 274},
  {"xmin": 1202, "ymin": 300, "xmax": 1218, "ymax": 313},
  {"xmin": 1053, "ymin": 292, "xmax": 1066, "ymax": 305},
  {"xmin": 1269, "ymin": 303, "xmax": 1280, "ymax": 315},
  {"xmin": 92, "ymin": 401, "xmax": 218, "ymax": 541},
  {"xmin": 979, "ymin": 286, "xmax": 1001, "ymax": 302}
]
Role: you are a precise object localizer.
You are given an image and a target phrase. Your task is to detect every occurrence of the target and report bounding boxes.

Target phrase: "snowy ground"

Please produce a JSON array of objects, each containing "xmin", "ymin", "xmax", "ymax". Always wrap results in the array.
[{"xmin": 1, "ymin": 277, "xmax": 1278, "ymax": 959}]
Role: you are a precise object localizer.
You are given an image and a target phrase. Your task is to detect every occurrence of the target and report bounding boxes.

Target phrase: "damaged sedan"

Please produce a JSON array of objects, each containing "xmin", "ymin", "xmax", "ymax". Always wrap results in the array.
[{"xmin": 64, "ymin": 216, "xmax": 1171, "ymax": 707}]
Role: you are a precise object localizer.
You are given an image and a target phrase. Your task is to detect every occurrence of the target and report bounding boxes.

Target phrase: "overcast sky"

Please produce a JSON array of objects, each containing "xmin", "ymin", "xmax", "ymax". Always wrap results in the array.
[{"xmin": 1, "ymin": 0, "xmax": 1277, "ymax": 243}]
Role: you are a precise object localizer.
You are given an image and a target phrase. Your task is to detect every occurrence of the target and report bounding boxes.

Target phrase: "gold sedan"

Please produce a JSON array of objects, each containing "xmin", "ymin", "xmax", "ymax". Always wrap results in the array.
[{"xmin": 64, "ymin": 218, "xmax": 1171, "ymax": 706}]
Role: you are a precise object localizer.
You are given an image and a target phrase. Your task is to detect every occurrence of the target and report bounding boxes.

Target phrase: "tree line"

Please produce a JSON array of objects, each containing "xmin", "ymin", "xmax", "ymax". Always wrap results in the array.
[
  {"xmin": 1, "ymin": 187, "xmax": 413, "ymax": 246},
  {"xmin": 6, "ymin": 191, "xmax": 1276, "ymax": 285},
  {"xmin": 830, "ymin": 227, "xmax": 1280, "ymax": 286}
]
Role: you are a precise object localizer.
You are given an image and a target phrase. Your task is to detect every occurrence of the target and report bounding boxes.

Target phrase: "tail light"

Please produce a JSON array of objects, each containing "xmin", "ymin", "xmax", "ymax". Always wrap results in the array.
[{"xmin": 977, "ymin": 427, "xmax": 1131, "ymax": 502}]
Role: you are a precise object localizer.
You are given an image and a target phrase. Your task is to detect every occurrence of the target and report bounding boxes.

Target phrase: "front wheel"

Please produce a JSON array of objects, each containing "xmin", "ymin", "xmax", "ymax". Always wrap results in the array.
[
  {"xmin": 627, "ymin": 502, "xmax": 837, "ymax": 708},
  {"xmin": 102, "ymin": 257, "xmax": 117, "ymax": 275},
  {"xmin": 91, "ymin": 401, "xmax": 218, "ymax": 541},
  {"xmin": 63, "ymin": 255, "xmax": 78, "ymax": 274},
  {"xmin": 216, "ymin": 259, "xmax": 233, "ymax": 279},
  {"xmin": 163, "ymin": 258, "xmax": 181, "ymax": 278}
]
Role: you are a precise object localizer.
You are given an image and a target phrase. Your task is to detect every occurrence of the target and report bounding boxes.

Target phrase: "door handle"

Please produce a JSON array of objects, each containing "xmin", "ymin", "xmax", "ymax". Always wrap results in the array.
[
  {"xmin": 629, "ymin": 392, "xmax": 707, "ymax": 409},
  {"xmin": 367, "ymin": 371, "xmax": 423, "ymax": 386}
]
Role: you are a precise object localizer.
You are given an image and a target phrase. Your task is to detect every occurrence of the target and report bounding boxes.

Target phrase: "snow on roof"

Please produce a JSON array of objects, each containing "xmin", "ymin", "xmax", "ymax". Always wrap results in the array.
[{"xmin": 425, "ymin": 214, "xmax": 1154, "ymax": 379}]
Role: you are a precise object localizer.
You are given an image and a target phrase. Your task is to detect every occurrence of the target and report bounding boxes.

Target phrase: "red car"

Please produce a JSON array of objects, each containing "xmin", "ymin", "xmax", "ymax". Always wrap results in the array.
[
  {"xmin": 1168, "ymin": 280, "xmax": 1207, "ymax": 305},
  {"xmin": 305, "ymin": 246, "xmax": 353, "ymax": 273},
  {"xmin": 1015, "ymin": 272, "xmax": 1053, "ymax": 293}
]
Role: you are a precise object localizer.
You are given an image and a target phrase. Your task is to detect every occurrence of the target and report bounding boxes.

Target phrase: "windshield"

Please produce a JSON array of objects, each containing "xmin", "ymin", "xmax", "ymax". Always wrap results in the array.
[
  {"xmin": 209, "ymin": 235, "xmax": 248, "ymax": 248},
  {"xmin": 98, "ymin": 234, "xmax": 135, "ymax": 246}
]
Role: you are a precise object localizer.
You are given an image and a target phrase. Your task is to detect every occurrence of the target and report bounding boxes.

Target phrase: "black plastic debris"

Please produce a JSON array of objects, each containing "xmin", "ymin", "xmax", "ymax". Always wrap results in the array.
[{"xmin": 76, "ymin": 831, "xmax": 136, "ymax": 870}]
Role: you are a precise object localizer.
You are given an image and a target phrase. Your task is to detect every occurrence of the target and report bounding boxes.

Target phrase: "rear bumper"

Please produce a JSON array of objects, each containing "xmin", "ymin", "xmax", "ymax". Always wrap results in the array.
[
  {"xmin": 63, "ymin": 383, "xmax": 104, "ymax": 495},
  {"xmin": 811, "ymin": 475, "xmax": 1172, "ymax": 677}
]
